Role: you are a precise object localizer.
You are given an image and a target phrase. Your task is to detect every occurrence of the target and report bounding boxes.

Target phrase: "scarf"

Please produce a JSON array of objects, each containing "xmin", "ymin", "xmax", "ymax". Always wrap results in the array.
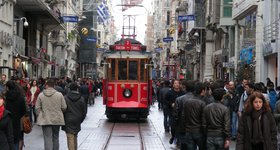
[
  {"xmin": 0, "ymin": 105, "xmax": 4, "ymax": 120},
  {"xmin": 30, "ymin": 86, "xmax": 37, "ymax": 102},
  {"xmin": 251, "ymin": 109, "xmax": 264, "ymax": 144}
]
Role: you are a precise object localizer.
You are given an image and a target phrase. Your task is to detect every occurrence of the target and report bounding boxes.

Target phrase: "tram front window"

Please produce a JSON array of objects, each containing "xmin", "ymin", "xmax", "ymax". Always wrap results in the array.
[
  {"xmin": 118, "ymin": 60, "xmax": 127, "ymax": 80},
  {"xmin": 129, "ymin": 61, "xmax": 138, "ymax": 80}
]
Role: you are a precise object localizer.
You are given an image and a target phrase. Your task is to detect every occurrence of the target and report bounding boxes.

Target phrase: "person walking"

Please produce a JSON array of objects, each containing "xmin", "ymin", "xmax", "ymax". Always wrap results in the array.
[
  {"xmin": 5, "ymin": 80, "xmax": 27, "ymax": 150},
  {"xmin": 165, "ymin": 80, "xmax": 185, "ymax": 145},
  {"xmin": 159, "ymin": 80, "xmax": 171, "ymax": 132},
  {"xmin": 203, "ymin": 88, "xmax": 231, "ymax": 150},
  {"xmin": 26, "ymin": 80, "xmax": 40, "ymax": 124},
  {"xmin": 35, "ymin": 78, "xmax": 67, "ymax": 150},
  {"xmin": 0, "ymin": 95, "xmax": 14, "ymax": 150},
  {"xmin": 62, "ymin": 82, "xmax": 87, "ymax": 150},
  {"xmin": 236, "ymin": 91, "xmax": 277, "ymax": 150},
  {"xmin": 79, "ymin": 80, "xmax": 90, "ymax": 106}
]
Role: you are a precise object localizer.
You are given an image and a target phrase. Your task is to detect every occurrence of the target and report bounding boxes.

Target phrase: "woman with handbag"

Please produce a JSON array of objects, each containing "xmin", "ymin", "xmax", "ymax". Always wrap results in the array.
[{"xmin": 0, "ymin": 95, "xmax": 14, "ymax": 150}]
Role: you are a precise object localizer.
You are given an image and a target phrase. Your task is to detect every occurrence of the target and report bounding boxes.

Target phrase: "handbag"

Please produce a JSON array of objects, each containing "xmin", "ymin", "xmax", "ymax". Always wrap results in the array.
[{"xmin": 21, "ymin": 115, "xmax": 32, "ymax": 134}]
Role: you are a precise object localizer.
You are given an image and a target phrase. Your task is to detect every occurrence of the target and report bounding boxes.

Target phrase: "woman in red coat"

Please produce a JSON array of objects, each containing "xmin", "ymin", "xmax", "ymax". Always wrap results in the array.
[{"xmin": 26, "ymin": 80, "xmax": 40, "ymax": 123}]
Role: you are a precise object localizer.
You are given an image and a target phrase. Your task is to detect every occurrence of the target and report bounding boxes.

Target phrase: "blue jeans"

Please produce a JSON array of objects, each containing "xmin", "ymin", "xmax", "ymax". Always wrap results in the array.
[
  {"xmin": 29, "ymin": 105, "xmax": 37, "ymax": 123},
  {"xmin": 14, "ymin": 142, "xmax": 19, "ymax": 150},
  {"xmin": 231, "ymin": 112, "xmax": 238, "ymax": 137},
  {"xmin": 184, "ymin": 132, "xmax": 205, "ymax": 150},
  {"xmin": 206, "ymin": 136, "xmax": 225, "ymax": 150},
  {"xmin": 42, "ymin": 125, "xmax": 60, "ymax": 150}
]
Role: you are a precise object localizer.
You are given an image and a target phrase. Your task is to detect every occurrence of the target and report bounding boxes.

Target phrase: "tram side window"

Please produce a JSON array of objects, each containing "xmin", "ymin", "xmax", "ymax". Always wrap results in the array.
[
  {"xmin": 111, "ymin": 59, "xmax": 115, "ymax": 80},
  {"xmin": 118, "ymin": 60, "xmax": 127, "ymax": 80},
  {"xmin": 140, "ymin": 60, "xmax": 145, "ymax": 81},
  {"xmin": 129, "ymin": 61, "xmax": 138, "ymax": 80}
]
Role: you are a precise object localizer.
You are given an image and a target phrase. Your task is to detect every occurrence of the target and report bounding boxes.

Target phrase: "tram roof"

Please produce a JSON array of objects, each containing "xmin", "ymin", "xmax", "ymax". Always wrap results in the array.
[{"xmin": 103, "ymin": 50, "xmax": 152, "ymax": 59}]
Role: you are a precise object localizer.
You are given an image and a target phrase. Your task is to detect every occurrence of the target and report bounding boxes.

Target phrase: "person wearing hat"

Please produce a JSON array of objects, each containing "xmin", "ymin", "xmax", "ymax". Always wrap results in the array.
[{"xmin": 62, "ymin": 82, "xmax": 87, "ymax": 150}]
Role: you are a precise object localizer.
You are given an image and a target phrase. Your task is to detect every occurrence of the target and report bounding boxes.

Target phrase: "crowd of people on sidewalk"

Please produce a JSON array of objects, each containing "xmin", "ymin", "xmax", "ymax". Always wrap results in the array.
[
  {"xmin": 0, "ymin": 74, "xmax": 102, "ymax": 150},
  {"xmin": 154, "ymin": 77, "xmax": 280, "ymax": 150}
]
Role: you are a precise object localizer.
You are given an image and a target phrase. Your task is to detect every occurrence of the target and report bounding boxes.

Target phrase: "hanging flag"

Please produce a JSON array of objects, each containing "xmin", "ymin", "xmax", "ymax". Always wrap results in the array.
[{"xmin": 97, "ymin": 1, "xmax": 110, "ymax": 23}]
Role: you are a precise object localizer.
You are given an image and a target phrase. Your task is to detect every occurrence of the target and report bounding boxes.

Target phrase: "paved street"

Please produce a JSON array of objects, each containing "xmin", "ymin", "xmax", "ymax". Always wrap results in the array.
[{"xmin": 24, "ymin": 97, "xmax": 236, "ymax": 150}]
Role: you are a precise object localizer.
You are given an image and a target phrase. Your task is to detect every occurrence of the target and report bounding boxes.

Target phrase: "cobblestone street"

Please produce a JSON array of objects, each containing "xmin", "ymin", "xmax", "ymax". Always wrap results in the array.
[{"xmin": 24, "ymin": 97, "xmax": 236, "ymax": 150}]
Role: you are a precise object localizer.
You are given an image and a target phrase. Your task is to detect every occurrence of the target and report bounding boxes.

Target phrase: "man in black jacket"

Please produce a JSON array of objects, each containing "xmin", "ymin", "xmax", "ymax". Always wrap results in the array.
[
  {"xmin": 165, "ymin": 80, "xmax": 185, "ymax": 145},
  {"xmin": 174, "ymin": 80, "xmax": 195, "ymax": 149},
  {"xmin": 79, "ymin": 80, "xmax": 90, "ymax": 106},
  {"xmin": 62, "ymin": 82, "xmax": 87, "ymax": 150},
  {"xmin": 182, "ymin": 82, "xmax": 206, "ymax": 150},
  {"xmin": 159, "ymin": 80, "xmax": 171, "ymax": 132},
  {"xmin": 202, "ymin": 88, "xmax": 231, "ymax": 150}
]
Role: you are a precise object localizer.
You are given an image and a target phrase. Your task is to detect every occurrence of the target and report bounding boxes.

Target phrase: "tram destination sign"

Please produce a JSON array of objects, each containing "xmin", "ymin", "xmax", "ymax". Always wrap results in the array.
[
  {"xmin": 163, "ymin": 37, "xmax": 173, "ymax": 42},
  {"xmin": 114, "ymin": 44, "xmax": 141, "ymax": 51}
]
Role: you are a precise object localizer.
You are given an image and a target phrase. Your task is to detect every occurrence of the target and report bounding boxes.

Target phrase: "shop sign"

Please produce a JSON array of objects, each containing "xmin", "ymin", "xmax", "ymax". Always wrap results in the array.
[
  {"xmin": 222, "ymin": 62, "xmax": 235, "ymax": 69},
  {"xmin": 13, "ymin": 35, "xmax": 25, "ymax": 55},
  {"xmin": 0, "ymin": 31, "xmax": 13, "ymax": 47}
]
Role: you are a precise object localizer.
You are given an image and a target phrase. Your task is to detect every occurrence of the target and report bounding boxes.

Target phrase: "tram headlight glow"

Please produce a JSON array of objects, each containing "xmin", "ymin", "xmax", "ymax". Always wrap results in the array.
[{"xmin": 123, "ymin": 89, "xmax": 132, "ymax": 98}]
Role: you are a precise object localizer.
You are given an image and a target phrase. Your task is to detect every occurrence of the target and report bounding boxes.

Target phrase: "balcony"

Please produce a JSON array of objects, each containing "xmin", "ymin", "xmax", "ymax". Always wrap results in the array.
[
  {"xmin": 16, "ymin": 0, "xmax": 66, "ymax": 31},
  {"xmin": 49, "ymin": 30, "xmax": 66, "ymax": 46},
  {"xmin": 13, "ymin": 35, "xmax": 25, "ymax": 56},
  {"xmin": 232, "ymin": 0, "xmax": 258, "ymax": 20}
]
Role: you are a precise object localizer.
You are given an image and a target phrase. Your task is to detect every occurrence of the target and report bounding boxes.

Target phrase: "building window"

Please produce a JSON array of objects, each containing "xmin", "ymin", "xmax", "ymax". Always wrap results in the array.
[
  {"xmin": 223, "ymin": 0, "xmax": 232, "ymax": 17},
  {"xmin": 97, "ymin": 31, "xmax": 101, "ymax": 38}
]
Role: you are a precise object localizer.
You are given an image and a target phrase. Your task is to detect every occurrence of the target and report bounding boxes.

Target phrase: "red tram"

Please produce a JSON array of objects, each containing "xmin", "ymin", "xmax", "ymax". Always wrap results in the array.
[{"xmin": 102, "ymin": 38, "xmax": 153, "ymax": 119}]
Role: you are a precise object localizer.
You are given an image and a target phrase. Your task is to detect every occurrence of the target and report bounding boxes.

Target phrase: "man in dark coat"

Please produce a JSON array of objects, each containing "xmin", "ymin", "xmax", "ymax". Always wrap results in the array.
[
  {"xmin": 173, "ymin": 80, "xmax": 195, "ymax": 149},
  {"xmin": 159, "ymin": 80, "xmax": 171, "ymax": 132},
  {"xmin": 182, "ymin": 82, "xmax": 207, "ymax": 150},
  {"xmin": 203, "ymin": 88, "xmax": 231, "ymax": 150},
  {"xmin": 165, "ymin": 80, "xmax": 185, "ymax": 145},
  {"xmin": 62, "ymin": 82, "xmax": 87, "ymax": 150},
  {"xmin": 79, "ymin": 80, "xmax": 90, "ymax": 106}
]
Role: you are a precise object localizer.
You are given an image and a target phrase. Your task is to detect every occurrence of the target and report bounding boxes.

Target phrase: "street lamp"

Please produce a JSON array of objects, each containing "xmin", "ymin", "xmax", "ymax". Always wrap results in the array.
[{"xmin": 14, "ymin": 17, "xmax": 29, "ymax": 27}]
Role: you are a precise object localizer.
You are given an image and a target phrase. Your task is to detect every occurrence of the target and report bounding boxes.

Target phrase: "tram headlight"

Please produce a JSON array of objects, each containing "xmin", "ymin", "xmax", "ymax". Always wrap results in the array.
[{"xmin": 123, "ymin": 89, "xmax": 132, "ymax": 98}]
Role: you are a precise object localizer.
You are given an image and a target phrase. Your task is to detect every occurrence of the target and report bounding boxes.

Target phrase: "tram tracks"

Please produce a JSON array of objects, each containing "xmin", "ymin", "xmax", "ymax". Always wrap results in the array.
[{"xmin": 103, "ymin": 121, "xmax": 145, "ymax": 150}]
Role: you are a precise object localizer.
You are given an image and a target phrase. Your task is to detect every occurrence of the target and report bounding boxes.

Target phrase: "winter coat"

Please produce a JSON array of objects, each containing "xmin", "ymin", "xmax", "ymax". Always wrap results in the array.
[
  {"xmin": 79, "ymin": 84, "xmax": 89, "ymax": 97},
  {"xmin": 183, "ymin": 95, "xmax": 206, "ymax": 133},
  {"xmin": 62, "ymin": 91, "xmax": 87, "ymax": 134},
  {"xmin": 159, "ymin": 87, "xmax": 170, "ymax": 107},
  {"xmin": 202, "ymin": 102, "xmax": 231, "ymax": 139},
  {"xmin": 0, "ymin": 110, "xmax": 14, "ymax": 150},
  {"xmin": 274, "ymin": 100, "xmax": 280, "ymax": 132},
  {"xmin": 35, "ymin": 87, "xmax": 67, "ymax": 126},
  {"xmin": 269, "ymin": 90, "xmax": 278, "ymax": 112},
  {"xmin": 5, "ymin": 90, "xmax": 26, "ymax": 143},
  {"xmin": 236, "ymin": 111, "xmax": 277, "ymax": 150},
  {"xmin": 165, "ymin": 89, "xmax": 185, "ymax": 111},
  {"xmin": 26, "ymin": 86, "xmax": 41, "ymax": 106},
  {"xmin": 174, "ymin": 92, "xmax": 194, "ymax": 133}
]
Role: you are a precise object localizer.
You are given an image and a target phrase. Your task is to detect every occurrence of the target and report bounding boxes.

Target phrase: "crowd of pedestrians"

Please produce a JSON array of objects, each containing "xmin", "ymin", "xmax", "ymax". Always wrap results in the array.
[
  {"xmin": 154, "ymin": 77, "xmax": 280, "ymax": 150},
  {"xmin": 0, "ymin": 75, "xmax": 102, "ymax": 150}
]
